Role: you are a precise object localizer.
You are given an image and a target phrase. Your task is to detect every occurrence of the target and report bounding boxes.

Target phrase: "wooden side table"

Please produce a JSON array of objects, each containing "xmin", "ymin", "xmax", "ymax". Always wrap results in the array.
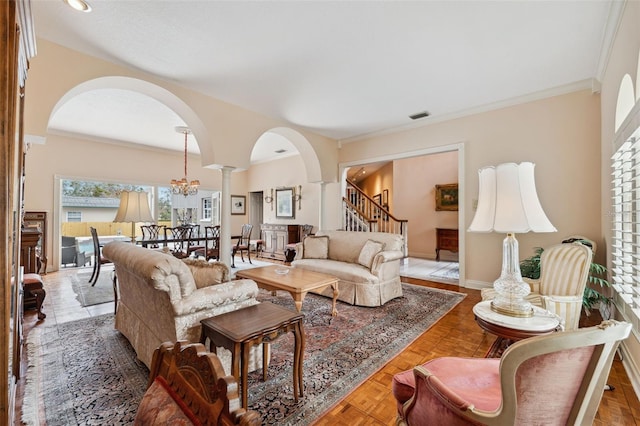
[
  {"xmin": 200, "ymin": 302, "xmax": 305, "ymax": 409},
  {"xmin": 473, "ymin": 300, "xmax": 560, "ymax": 357}
]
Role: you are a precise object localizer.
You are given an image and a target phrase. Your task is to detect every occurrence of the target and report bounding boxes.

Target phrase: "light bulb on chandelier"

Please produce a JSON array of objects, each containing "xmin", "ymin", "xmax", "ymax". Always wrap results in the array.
[{"xmin": 171, "ymin": 126, "xmax": 200, "ymax": 197}]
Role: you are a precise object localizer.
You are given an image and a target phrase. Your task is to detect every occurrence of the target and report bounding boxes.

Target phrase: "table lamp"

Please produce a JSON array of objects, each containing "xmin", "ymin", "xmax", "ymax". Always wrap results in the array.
[
  {"xmin": 113, "ymin": 191, "xmax": 154, "ymax": 243},
  {"xmin": 468, "ymin": 162, "xmax": 556, "ymax": 317}
]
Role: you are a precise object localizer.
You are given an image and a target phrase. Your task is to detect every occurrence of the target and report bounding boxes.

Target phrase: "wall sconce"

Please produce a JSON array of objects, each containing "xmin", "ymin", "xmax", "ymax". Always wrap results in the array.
[
  {"xmin": 264, "ymin": 188, "xmax": 274, "ymax": 210},
  {"xmin": 293, "ymin": 185, "xmax": 302, "ymax": 210}
]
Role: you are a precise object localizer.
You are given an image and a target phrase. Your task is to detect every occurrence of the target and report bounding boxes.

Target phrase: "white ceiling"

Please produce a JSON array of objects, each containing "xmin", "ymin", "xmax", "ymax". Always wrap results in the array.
[{"xmin": 32, "ymin": 0, "xmax": 615, "ymax": 162}]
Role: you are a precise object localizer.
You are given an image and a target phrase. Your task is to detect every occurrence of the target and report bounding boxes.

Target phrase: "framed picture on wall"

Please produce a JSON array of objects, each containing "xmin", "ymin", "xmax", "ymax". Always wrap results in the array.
[
  {"xmin": 435, "ymin": 183, "xmax": 458, "ymax": 211},
  {"xmin": 276, "ymin": 188, "xmax": 295, "ymax": 219},
  {"xmin": 231, "ymin": 195, "xmax": 246, "ymax": 215}
]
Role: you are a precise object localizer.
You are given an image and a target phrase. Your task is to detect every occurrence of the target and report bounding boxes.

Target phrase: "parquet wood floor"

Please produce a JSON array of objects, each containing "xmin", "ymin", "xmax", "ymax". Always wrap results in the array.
[{"xmin": 14, "ymin": 270, "xmax": 640, "ymax": 425}]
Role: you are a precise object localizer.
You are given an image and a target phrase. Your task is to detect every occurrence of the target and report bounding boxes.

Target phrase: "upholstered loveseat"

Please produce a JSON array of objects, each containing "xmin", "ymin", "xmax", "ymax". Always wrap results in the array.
[
  {"xmin": 291, "ymin": 230, "xmax": 404, "ymax": 307},
  {"xmin": 103, "ymin": 241, "xmax": 262, "ymax": 369}
]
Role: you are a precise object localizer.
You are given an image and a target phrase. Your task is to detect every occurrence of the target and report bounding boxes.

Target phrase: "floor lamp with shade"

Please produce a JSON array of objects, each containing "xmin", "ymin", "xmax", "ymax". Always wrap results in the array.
[
  {"xmin": 468, "ymin": 162, "xmax": 556, "ymax": 317},
  {"xmin": 113, "ymin": 191, "xmax": 154, "ymax": 243}
]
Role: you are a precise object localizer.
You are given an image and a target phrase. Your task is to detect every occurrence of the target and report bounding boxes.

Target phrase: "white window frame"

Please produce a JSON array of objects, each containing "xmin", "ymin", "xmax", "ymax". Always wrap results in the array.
[{"xmin": 202, "ymin": 197, "xmax": 212, "ymax": 221}]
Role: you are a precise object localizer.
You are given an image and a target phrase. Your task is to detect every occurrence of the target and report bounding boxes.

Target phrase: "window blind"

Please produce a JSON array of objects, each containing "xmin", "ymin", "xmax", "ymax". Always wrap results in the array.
[{"xmin": 611, "ymin": 135, "xmax": 640, "ymax": 334}]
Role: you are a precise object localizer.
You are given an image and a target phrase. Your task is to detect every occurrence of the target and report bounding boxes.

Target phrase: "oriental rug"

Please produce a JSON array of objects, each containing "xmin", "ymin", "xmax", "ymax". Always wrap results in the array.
[{"xmin": 22, "ymin": 283, "xmax": 464, "ymax": 425}]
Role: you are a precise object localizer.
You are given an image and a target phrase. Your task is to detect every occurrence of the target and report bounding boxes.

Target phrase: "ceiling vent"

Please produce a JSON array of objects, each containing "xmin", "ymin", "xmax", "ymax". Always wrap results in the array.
[{"xmin": 409, "ymin": 111, "xmax": 430, "ymax": 120}]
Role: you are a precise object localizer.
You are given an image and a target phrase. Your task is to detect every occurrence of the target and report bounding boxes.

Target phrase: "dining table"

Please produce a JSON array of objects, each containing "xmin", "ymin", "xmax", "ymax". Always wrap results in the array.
[{"xmin": 137, "ymin": 234, "xmax": 242, "ymax": 264}]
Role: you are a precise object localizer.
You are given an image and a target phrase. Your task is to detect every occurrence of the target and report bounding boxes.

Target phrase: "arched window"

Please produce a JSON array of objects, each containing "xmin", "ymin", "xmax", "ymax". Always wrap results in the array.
[{"xmin": 615, "ymin": 74, "xmax": 635, "ymax": 131}]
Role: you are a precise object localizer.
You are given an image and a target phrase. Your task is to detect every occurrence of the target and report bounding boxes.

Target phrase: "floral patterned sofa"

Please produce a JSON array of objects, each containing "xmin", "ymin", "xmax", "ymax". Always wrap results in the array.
[{"xmin": 103, "ymin": 241, "xmax": 262, "ymax": 370}]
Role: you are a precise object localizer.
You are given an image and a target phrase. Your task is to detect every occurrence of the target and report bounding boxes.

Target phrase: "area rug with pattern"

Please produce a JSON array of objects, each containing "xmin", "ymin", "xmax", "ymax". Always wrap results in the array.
[{"xmin": 22, "ymin": 283, "xmax": 465, "ymax": 425}]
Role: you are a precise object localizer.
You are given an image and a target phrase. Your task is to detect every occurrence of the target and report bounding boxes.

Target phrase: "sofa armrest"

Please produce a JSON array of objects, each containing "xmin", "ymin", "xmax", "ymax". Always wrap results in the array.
[
  {"xmin": 173, "ymin": 279, "xmax": 259, "ymax": 316},
  {"xmin": 293, "ymin": 242, "xmax": 304, "ymax": 260},
  {"xmin": 371, "ymin": 250, "xmax": 404, "ymax": 274}
]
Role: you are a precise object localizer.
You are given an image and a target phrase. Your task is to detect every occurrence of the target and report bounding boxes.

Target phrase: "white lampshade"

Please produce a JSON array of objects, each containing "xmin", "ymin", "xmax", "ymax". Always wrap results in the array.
[
  {"xmin": 468, "ymin": 162, "xmax": 556, "ymax": 234},
  {"xmin": 113, "ymin": 191, "xmax": 154, "ymax": 223}
]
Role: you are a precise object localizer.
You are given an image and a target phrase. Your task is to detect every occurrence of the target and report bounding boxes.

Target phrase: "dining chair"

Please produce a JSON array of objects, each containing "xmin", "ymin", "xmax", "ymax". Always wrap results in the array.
[
  {"xmin": 163, "ymin": 225, "xmax": 193, "ymax": 259},
  {"xmin": 232, "ymin": 224, "xmax": 253, "ymax": 267},
  {"xmin": 185, "ymin": 224, "xmax": 205, "ymax": 256},
  {"xmin": 194, "ymin": 225, "xmax": 221, "ymax": 261},
  {"xmin": 140, "ymin": 224, "xmax": 165, "ymax": 248},
  {"xmin": 89, "ymin": 227, "xmax": 112, "ymax": 286}
]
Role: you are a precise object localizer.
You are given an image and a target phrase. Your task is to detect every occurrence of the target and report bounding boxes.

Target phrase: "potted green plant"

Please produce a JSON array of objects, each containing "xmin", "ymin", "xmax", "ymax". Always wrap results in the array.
[{"xmin": 519, "ymin": 241, "xmax": 611, "ymax": 314}]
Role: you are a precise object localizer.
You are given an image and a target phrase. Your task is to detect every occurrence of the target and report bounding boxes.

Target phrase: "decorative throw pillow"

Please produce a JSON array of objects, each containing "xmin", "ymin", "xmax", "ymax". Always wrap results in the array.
[
  {"xmin": 358, "ymin": 239, "xmax": 384, "ymax": 269},
  {"xmin": 183, "ymin": 258, "xmax": 229, "ymax": 289},
  {"xmin": 303, "ymin": 235, "xmax": 329, "ymax": 259}
]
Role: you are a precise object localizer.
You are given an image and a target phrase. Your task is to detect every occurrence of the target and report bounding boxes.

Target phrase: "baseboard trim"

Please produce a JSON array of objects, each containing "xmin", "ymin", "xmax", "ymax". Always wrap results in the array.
[
  {"xmin": 464, "ymin": 279, "xmax": 491, "ymax": 290},
  {"xmin": 620, "ymin": 341, "xmax": 640, "ymax": 400}
]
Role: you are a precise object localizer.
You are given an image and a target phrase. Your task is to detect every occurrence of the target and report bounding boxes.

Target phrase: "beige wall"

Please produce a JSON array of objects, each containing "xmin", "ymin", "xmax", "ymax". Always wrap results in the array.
[
  {"xmin": 339, "ymin": 90, "xmax": 601, "ymax": 284},
  {"xmin": 247, "ymin": 155, "xmax": 321, "ymax": 229},
  {"xmin": 599, "ymin": 1, "xmax": 640, "ymax": 391},
  {"xmin": 394, "ymin": 151, "xmax": 458, "ymax": 259}
]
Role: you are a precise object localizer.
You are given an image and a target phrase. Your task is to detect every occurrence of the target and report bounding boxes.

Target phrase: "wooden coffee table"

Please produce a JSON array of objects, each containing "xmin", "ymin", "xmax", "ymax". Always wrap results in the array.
[
  {"xmin": 236, "ymin": 265, "xmax": 340, "ymax": 316},
  {"xmin": 200, "ymin": 302, "xmax": 305, "ymax": 409}
]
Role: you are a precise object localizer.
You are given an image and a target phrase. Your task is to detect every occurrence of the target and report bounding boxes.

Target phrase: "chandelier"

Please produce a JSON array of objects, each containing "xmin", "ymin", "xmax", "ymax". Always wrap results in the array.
[{"xmin": 170, "ymin": 126, "xmax": 200, "ymax": 196}]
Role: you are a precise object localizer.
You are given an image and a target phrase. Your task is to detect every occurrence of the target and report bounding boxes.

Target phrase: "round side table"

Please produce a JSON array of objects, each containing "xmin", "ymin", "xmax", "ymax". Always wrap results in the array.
[{"xmin": 473, "ymin": 300, "xmax": 561, "ymax": 357}]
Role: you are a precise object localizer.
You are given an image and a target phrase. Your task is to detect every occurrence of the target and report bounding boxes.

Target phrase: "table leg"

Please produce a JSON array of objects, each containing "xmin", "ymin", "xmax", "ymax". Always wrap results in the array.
[
  {"xmin": 232, "ymin": 342, "xmax": 241, "ymax": 380},
  {"xmin": 241, "ymin": 342, "xmax": 250, "ymax": 409},
  {"xmin": 296, "ymin": 320, "xmax": 305, "ymax": 397},
  {"xmin": 331, "ymin": 283, "xmax": 339, "ymax": 317},
  {"xmin": 293, "ymin": 292, "xmax": 306, "ymax": 313},
  {"xmin": 262, "ymin": 342, "xmax": 270, "ymax": 382}
]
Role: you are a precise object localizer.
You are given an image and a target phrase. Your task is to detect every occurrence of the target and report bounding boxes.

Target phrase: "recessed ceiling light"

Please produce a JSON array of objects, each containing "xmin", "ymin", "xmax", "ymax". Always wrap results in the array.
[{"xmin": 63, "ymin": 0, "xmax": 92, "ymax": 12}]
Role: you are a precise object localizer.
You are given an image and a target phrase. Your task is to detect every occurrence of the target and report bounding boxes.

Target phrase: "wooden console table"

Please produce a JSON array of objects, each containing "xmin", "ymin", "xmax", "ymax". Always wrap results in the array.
[
  {"xmin": 436, "ymin": 228, "xmax": 458, "ymax": 261},
  {"xmin": 200, "ymin": 302, "xmax": 305, "ymax": 409}
]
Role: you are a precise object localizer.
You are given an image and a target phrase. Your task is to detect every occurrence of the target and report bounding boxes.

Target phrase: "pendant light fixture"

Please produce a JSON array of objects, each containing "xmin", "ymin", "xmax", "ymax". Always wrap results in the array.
[{"xmin": 170, "ymin": 126, "xmax": 200, "ymax": 197}]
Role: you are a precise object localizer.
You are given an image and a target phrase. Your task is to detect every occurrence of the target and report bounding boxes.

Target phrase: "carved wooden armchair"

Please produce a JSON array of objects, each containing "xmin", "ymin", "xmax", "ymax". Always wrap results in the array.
[
  {"xmin": 392, "ymin": 320, "xmax": 631, "ymax": 426},
  {"xmin": 135, "ymin": 341, "xmax": 261, "ymax": 425}
]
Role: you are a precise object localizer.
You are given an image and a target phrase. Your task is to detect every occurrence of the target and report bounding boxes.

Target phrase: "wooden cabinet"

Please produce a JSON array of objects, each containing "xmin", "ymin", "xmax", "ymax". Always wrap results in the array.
[
  {"xmin": 260, "ymin": 224, "xmax": 301, "ymax": 261},
  {"xmin": 23, "ymin": 211, "xmax": 47, "ymax": 273},
  {"xmin": 20, "ymin": 228, "xmax": 41, "ymax": 274},
  {"xmin": 436, "ymin": 228, "xmax": 458, "ymax": 261}
]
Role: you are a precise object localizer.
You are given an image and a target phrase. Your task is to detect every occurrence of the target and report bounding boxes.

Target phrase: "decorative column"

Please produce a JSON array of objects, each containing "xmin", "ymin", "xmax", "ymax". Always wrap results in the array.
[
  {"xmin": 220, "ymin": 166, "xmax": 235, "ymax": 268},
  {"xmin": 318, "ymin": 181, "xmax": 326, "ymax": 231}
]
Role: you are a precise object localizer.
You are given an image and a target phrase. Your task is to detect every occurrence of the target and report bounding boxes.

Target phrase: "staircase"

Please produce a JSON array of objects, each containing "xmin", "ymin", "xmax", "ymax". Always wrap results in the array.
[{"xmin": 343, "ymin": 181, "xmax": 408, "ymax": 257}]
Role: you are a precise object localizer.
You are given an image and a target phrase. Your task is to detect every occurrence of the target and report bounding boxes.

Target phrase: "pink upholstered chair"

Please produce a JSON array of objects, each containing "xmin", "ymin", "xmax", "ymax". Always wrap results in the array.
[{"xmin": 392, "ymin": 320, "xmax": 631, "ymax": 426}]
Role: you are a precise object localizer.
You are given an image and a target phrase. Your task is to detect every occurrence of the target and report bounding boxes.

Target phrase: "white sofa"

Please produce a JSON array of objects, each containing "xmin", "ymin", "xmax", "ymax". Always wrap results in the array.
[
  {"xmin": 103, "ymin": 241, "xmax": 262, "ymax": 369},
  {"xmin": 291, "ymin": 230, "xmax": 404, "ymax": 307}
]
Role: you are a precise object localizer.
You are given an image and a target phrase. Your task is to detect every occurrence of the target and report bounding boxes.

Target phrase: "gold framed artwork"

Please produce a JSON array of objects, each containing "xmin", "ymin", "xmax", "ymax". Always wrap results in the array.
[{"xmin": 435, "ymin": 183, "xmax": 458, "ymax": 211}]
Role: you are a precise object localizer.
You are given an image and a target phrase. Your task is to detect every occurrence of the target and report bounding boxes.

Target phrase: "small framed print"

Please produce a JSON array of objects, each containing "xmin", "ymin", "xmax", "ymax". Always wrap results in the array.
[{"xmin": 231, "ymin": 195, "xmax": 246, "ymax": 215}]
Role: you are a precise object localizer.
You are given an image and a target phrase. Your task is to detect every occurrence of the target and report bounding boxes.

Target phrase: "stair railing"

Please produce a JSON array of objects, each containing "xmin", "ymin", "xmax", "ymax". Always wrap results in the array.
[{"xmin": 343, "ymin": 181, "xmax": 409, "ymax": 256}]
